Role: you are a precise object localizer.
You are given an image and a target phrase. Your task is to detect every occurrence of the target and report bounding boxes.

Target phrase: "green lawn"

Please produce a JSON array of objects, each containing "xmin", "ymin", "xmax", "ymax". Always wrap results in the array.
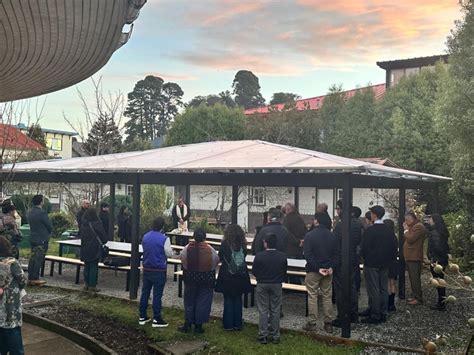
[{"xmin": 19, "ymin": 237, "xmax": 77, "ymax": 259}]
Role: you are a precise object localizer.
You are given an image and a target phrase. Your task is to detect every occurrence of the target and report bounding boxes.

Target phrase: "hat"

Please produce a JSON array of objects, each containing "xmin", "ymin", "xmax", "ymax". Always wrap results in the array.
[{"xmin": 369, "ymin": 205, "xmax": 385, "ymax": 219}]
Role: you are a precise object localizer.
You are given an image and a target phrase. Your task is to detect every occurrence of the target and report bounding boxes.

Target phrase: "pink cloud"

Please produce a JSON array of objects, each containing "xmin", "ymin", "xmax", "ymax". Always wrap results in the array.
[{"xmin": 202, "ymin": 2, "xmax": 263, "ymax": 25}]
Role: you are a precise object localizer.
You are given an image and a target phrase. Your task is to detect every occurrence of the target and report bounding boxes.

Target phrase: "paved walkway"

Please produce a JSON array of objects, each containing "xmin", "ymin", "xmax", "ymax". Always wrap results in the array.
[{"xmin": 23, "ymin": 322, "xmax": 91, "ymax": 355}]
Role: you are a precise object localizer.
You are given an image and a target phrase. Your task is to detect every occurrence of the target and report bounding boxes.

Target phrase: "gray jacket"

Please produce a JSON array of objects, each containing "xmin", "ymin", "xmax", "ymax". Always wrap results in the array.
[{"xmin": 27, "ymin": 206, "xmax": 52, "ymax": 244}]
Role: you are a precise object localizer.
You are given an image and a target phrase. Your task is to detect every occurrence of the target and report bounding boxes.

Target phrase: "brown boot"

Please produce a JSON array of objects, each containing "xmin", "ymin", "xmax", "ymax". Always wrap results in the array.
[{"xmin": 28, "ymin": 279, "xmax": 47, "ymax": 286}]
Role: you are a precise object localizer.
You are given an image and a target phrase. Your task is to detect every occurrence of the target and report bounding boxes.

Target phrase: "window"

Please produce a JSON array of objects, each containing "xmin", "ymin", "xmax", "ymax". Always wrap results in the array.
[
  {"xmin": 251, "ymin": 187, "xmax": 265, "ymax": 206},
  {"xmin": 47, "ymin": 137, "xmax": 62, "ymax": 151},
  {"xmin": 126, "ymin": 185, "xmax": 134, "ymax": 196}
]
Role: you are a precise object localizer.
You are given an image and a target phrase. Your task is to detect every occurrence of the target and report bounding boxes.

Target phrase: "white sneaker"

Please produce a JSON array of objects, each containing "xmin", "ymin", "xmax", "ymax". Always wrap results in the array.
[
  {"xmin": 152, "ymin": 318, "xmax": 169, "ymax": 328},
  {"xmin": 138, "ymin": 317, "xmax": 151, "ymax": 325}
]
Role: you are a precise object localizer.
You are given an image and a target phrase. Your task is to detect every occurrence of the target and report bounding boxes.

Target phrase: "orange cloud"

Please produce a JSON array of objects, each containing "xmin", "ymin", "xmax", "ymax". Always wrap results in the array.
[{"xmin": 201, "ymin": 2, "xmax": 263, "ymax": 26}]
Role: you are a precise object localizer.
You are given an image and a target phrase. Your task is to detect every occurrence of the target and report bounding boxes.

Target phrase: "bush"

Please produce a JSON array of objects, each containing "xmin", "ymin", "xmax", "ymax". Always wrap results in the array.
[
  {"xmin": 49, "ymin": 212, "xmax": 75, "ymax": 238},
  {"xmin": 9, "ymin": 194, "xmax": 52, "ymax": 225},
  {"xmin": 443, "ymin": 210, "xmax": 473, "ymax": 268},
  {"xmin": 189, "ymin": 218, "xmax": 223, "ymax": 235},
  {"xmin": 140, "ymin": 185, "xmax": 172, "ymax": 236},
  {"xmin": 100, "ymin": 195, "xmax": 133, "ymax": 217}
]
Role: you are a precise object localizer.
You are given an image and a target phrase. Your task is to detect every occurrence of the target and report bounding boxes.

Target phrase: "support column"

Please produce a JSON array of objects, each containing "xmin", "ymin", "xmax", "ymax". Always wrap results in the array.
[
  {"xmin": 185, "ymin": 185, "xmax": 191, "ymax": 209},
  {"xmin": 341, "ymin": 174, "xmax": 353, "ymax": 338},
  {"xmin": 231, "ymin": 185, "xmax": 238, "ymax": 224},
  {"xmin": 129, "ymin": 176, "xmax": 141, "ymax": 299},
  {"xmin": 398, "ymin": 184, "xmax": 406, "ymax": 300},
  {"xmin": 432, "ymin": 183, "xmax": 439, "ymax": 214},
  {"xmin": 109, "ymin": 183, "xmax": 115, "ymax": 241},
  {"xmin": 294, "ymin": 187, "xmax": 300, "ymax": 211}
]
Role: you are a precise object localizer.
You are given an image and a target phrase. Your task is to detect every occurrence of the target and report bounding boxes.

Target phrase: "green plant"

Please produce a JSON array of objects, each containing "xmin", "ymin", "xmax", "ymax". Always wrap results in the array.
[
  {"xmin": 100, "ymin": 194, "xmax": 133, "ymax": 217},
  {"xmin": 49, "ymin": 211, "xmax": 75, "ymax": 238},
  {"xmin": 140, "ymin": 185, "xmax": 172, "ymax": 236},
  {"xmin": 9, "ymin": 194, "xmax": 52, "ymax": 225},
  {"xmin": 189, "ymin": 217, "xmax": 223, "ymax": 234},
  {"xmin": 444, "ymin": 210, "xmax": 472, "ymax": 268}
]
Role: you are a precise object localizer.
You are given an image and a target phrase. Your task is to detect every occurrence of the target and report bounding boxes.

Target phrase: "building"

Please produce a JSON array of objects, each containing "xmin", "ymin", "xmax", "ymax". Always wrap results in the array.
[
  {"xmin": 376, "ymin": 54, "xmax": 449, "ymax": 88},
  {"xmin": 0, "ymin": 123, "xmax": 45, "ymax": 162}
]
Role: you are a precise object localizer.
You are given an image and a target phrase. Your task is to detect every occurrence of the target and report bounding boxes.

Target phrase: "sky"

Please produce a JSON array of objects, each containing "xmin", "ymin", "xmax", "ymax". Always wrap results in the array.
[{"xmin": 29, "ymin": 0, "xmax": 461, "ymax": 131}]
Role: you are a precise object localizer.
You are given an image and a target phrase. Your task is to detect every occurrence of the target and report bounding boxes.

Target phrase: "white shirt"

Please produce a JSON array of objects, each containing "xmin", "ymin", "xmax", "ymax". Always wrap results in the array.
[{"xmin": 374, "ymin": 219, "xmax": 384, "ymax": 225}]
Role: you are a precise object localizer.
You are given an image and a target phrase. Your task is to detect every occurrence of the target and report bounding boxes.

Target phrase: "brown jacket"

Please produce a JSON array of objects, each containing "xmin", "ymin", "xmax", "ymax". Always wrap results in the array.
[{"xmin": 403, "ymin": 221, "xmax": 426, "ymax": 261}]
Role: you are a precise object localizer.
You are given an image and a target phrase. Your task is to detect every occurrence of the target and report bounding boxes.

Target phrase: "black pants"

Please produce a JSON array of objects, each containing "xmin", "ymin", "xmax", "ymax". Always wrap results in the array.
[
  {"xmin": 333, "ymin": 265, "xmax": 359, "ymax": 319},
  {"xmin": 430, "ymin": 265, "xmax": 446, "ymax": 305},
  {"xmin": 364, "ymin": 266, "xmax": 388, "ymax": 320}
]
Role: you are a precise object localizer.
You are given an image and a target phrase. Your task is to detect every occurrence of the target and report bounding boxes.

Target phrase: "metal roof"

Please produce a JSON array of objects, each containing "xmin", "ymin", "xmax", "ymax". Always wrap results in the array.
[
  {"xmin": 4, "ymin": 140, "xmax": 451, "ymax": 183},
  {"xmin": 376, "ymin": 55, "xmax": 449, "ymax": 70}
]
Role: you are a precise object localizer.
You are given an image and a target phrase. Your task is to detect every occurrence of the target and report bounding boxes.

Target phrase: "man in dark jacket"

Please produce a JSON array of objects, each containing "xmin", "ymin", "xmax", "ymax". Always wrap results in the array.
[
  {"xmin": 360, "ymin": 205, "xmax": 397, "ymax": 324},
  {"xmin": 76, "ymin": 200, "xmax": 90, "ymax": 235},
  {"xmin": 332, "ymin": 200, "xmax": 362, "ymax": 327},
  {"xmin": 99, "ymin": 203, "xmax": 110, "ymax": 239},
  {"xmin": 252, "ymin": 208, "xmax": 293, "ymax": 255},
  {"xmin": 303, "ymin": 212, "xmax": 338, "ymax": 333},
  {"xmin": 27, "ymin": 195, "xmax": 52, "ymax": 286},
  {"xmin": 282, "ymin": 202, "xmax": 306, "ymax": 258}
]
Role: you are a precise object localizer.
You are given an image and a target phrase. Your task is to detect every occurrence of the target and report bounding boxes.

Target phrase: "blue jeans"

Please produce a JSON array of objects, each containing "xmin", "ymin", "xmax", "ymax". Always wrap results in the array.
[
  {"xmin": 139, "ymin": 271, "xmax": 166, "ymax": 320},
  {"xmin": 0, "ymin": 327, "xmax": 24, "ymax": 355},
  {"xmin": 223, "ymin": 294, "xmax": 243, "ymax": 330}
]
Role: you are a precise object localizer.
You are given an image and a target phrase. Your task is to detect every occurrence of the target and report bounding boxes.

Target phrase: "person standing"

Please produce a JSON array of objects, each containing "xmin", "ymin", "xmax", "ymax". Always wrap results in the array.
[
  {"xmin": 302, "ymin": 212, "xmax": 338, "ymax": 333},
  {"xmin": 316, "ymin": 203, "xmax": 333, "ymax": 229},
  {"xmin": 252, "ymin": 208, "xmax": 292, "ymax": 255},
  {"xmin": 172, "ymin": 197, "xmax": 190, "ymax": 231},
  {"xmin": 139, "ymin": 217, "xmax": 173, "ymax": 327},
  {"xmin": 383, "ymin": 219, "xmax": 399, "ymax": 312},
  {"xmin": 80, "ymin": 208, "xmax": 108, "ymax": 292},
  {"xmin": 427, "ymin": 214, "xmax": 450, "ymax": 311},
  {"xmin": 252, "ymin": 233, "xmax": 287, "ymax": 344},
  {"xmin": 360, "ymin": 206, "xmax": 397, "ymax": 324},
  {"xmin": 0, "ymin": 200, "xmax": 22, "ymax": 259},
  {"xmin": 27, "ymin": 195, "xmax": 52, "ymax": 286},
  {"xmin": 99, "ymin": 203, "xmax": 110, "ymax": 239},
  {"xmin": 117, "ymin": 206, "xmax": 132, "ymax": 243},
  {"xmin": 76, "ymin": 200, "xmax": 90, "ymax": 235},
  {"xmin": 178, "ymin": 229, "xmax": 219, "ymax": 334},
  {"xmin": 282, "ymin": 202, "xmax": 306, "ymax": 259},
  {"xmin": 403, "ymin": 212, "xmax": 426, "ymax": 305},
  {"xmin": 215, "ymin": 224, "xmax": 251, "ymax": 331},
  {"xmin": 0, "ymin": 236, "xmax": 27, "ymax": 355}
]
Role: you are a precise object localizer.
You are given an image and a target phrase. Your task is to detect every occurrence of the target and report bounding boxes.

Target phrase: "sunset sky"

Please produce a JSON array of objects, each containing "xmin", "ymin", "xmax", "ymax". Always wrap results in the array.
[{"xmin": 32, "ymin": 0, "xmax": 461, "ymax": 131}]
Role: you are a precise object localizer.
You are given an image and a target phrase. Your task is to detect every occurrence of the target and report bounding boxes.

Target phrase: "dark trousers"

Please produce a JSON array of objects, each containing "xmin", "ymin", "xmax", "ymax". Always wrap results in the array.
[
  {"xmin": 0, "ymin": 327, "xmax": 24, "ymax": 355},
  {"xmin": 364, "ymin": 266, "xmax": 388, "ymax": 320},
  {"xmin": 223, "ymin": 294, "xmax": 243, "ymax": 330},
  {"xmin": 406, "ymin": 261, "xmax": 423, "ymax": 302},
  {"xmin": 84, "ymin": 261, "xmax": 99, "ymax": 288},
  {"xmin": 27, "ymin": 242, "xmax": 48, "ymax": 280},
  {"xmin": 183, "ymin": 285, "xmax": 214, "ymax": 325},
  {"xmin": 430, "ymin": 265, "xmax": 446, "ymax": 305},
  {"xmin": 139, "ymin": 271, "xmax": 167, "ymax": 320},
  {"xmin": 256, "ymin": 283, "xmax": 282, "ymax": 340},
  {"xmin": 333, "ymin": 266, "xmax": 359, "ymax": 319}
]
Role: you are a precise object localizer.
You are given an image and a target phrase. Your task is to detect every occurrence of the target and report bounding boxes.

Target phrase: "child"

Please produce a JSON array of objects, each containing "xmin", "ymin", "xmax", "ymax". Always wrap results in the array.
[{"xmin": 252, "ymin": 233, "xmax": 287, "ymax": 344}]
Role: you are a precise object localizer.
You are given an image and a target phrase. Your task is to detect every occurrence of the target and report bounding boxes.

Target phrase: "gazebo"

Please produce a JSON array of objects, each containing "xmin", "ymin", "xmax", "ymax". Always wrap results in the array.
[{"xmin": 1, "ymin": 140, "xmax": 451, "ymax": 337}]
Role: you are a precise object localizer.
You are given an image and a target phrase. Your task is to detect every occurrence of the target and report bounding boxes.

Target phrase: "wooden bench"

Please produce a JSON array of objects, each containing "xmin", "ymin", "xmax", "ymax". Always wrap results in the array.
[{"xmin": 43, "ymin": 255, "xmax": 134, "ymax": 291}]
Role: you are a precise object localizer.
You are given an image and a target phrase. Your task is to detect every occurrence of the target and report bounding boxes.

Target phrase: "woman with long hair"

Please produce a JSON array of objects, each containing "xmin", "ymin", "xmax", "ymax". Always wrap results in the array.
[
  {"xmin": 383, "ymin": 219, "xmax": 398, "ymax": 312},
  {"xmin": 427, "ymin": 214, "xmax": 450, "ymax": 311},
  {"xmin": 215, "ymin": 224, "xmax": 251, "ymax": 331}
]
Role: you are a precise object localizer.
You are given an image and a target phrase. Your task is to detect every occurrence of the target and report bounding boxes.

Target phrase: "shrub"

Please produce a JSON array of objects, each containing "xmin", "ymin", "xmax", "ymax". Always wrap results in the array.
[
  {"xmin": 100, "ymin": 195, "xmax": 133, "ymax": 217},
  {"xmin": 189, "ymin": 218, "xmax": 223, "ymax": 234},
  {"xmin": 9, "ymin": 194, "xmax": 52, "ymax": 225},
  {"xmin": 443, "ymin": 210, "xmax": 473, "ymax": 268},
  {"xmin": 49, "ymin": 211, "xmax": 75, "ymax": 238},
  {"xmin": 140, "ymin": 185, "xmax": 172, "ymax": 236}
]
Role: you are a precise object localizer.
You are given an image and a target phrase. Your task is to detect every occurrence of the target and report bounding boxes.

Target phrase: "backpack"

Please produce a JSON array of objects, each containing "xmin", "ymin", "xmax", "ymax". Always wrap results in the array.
[
  {"xmin": 226, "ymin": 247, "xmax": 246, "ymax": 275},
  {"xmin": 0, "ymin": 258, "xmax": 15, "ymax": 299}
]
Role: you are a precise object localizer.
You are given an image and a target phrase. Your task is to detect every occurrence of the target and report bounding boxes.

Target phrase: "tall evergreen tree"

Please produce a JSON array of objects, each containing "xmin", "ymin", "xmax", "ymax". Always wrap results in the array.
[
  {"xmin": 27, "ymin": 124, "xmax": 47, "ymax": 147},
  {"xmin": 270, "ymin": 92, "xmax": 301, "ymax": 105},
  {"xmin": 124, "ymin": 75, "xmax": 183, "ymax": 143},
  {"xmin": 83, "ymin": 114, "xmax": 122, "ymax": 156},
  {"xmin": 232, "ymin": 70, "xmax": 265, "ymax": 109}
]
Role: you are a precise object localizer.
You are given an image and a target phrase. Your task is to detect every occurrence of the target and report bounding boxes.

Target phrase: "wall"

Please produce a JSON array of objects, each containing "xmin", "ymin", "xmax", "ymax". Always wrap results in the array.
[{"xmin": 45, "ymin": 132, "xmax": 73, "ymax": 159}]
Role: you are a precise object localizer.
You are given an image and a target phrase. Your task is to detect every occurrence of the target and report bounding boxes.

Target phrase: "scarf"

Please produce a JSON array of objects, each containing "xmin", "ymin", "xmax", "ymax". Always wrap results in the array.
[
  {"xmin": 176, "ymin": 204, "xmax": 188, "ymax": 231},
  {"xmin": 183, "ymin": 241, "xmax": 215, "ymax": 287}
]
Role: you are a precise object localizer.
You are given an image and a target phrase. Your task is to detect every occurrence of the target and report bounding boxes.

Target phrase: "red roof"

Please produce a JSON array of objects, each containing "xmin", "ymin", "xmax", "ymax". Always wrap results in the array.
[
  {"xmin": 0, "ymin": 124, "xmax": 44, "ymax": 151},
  {"xmin": 245, "ymin": 83, "xmax": 386, "ymax": 115}
]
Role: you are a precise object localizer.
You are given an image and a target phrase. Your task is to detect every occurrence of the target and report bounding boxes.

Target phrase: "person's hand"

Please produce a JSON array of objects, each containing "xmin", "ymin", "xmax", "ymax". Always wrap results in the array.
[
  {"xmin": 299, "ymin": 240, "xmax": 304, "ymax": 247},
  {"xmin": 403, "ymin": 222, "xmax": 408, "ymax": 230},
  {"xmin": 179, "ymin": 218, "xmax": 184, "ymax": 223}
]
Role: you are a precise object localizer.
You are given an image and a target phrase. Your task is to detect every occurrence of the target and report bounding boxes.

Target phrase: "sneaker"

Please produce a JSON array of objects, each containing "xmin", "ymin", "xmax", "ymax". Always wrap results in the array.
[
  {"xmin": 28, "ymin": 279, "xmax": 46, "ymax": 286},
  {"xmin": 324, "ymin": 322, "xmax": 333, "ymax": 334},
  {"xmin": 152, "ymin": 318, "xmax": 169, "ymax": 328},
  {"xmin": 139, "ymin": 317, "xmax": 151, "ymax": 326},
  {"xmin": 258, "ymin": 336, "xmax": 268, "ymax": 345}
]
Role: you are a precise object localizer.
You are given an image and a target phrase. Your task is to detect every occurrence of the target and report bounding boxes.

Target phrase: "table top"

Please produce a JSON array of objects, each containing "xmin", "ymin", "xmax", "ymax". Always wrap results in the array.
[
  {"xmin": 57, "ymin": 239, "xmax": 143, "ymax": 253},
  {"xmin": 166, "ymin": 230, "xmax": 254, "ymax": 243}
]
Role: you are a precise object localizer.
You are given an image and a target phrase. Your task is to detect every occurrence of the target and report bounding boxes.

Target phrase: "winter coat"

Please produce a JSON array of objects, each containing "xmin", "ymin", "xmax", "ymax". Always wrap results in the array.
[
  {"xmin": 403, "ymin": 221, "xmax": 426, "ymax": 262},
  {"xmin": 251, "ymin": 222, "xmax": 292, "ymax": 256},
  {"xmin": 215, "ymin": 242, "xmax": 251, "ymax": 296},
  {"xmin": 80, "ymin": 220, "xmax": 108, "ymax": 262},
  {"xmin": 333, "ymin": 218, "xmax": 362, "ymax": 269},
  {"xmin": 282, "ymin": 211, "xmax": 307, "ymax": 257},
  {"xmin": 26, "ymin": 206, "xmax": 52, "ymax": 244},
  {"xmin": 427, "ymin": 226, "xmax": 449, "ymax": 266},
  {"xmin": 117, "ymin": 213, "xmax": 132, "ymax": 242}
]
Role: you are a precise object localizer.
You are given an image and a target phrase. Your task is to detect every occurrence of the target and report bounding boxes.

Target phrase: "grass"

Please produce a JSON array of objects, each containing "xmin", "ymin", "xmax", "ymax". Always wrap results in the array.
[
  {"xmin": 71, "ymin": 293, "xmax": 359, "ymax": 354},
  {"xmin": 19, "ymin": 237, "xmax": 77, "ymax": 259}
]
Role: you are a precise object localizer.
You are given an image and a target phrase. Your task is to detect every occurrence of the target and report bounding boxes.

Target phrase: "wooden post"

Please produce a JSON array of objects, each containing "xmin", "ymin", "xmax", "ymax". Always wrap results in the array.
[
  {"xmin": 185, "ymin": 185, "xmax": 191, "ymax": 209},
  {"xmin": 109, "ymin": 183, "xmax": 115, "ymax": 241},
  {"xmin": 398, "ymin": 184, "xmax": 406, "ymax": 300},
  {"xmin": 341, "ymin": 174, "xmax": 353, "ymax": 338},
  {"xmin": 129, "ymin": 176, "xmax": 141, "ymax": 299},
  {"xmin": 231, "ymin": 185, "xmax": 238, "ymax": 224},
  {"xmin": 294, "ymin": 187, "xmax": 300, "ymax": 211}
]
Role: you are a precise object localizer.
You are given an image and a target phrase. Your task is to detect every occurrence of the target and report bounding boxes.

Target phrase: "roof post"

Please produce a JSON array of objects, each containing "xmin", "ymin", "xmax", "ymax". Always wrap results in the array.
[
  {"xmin": 108, "ymin": 183, "xmax": 115, "ymax": 241},
  {"xmin": 294, "ymin": 186, "xmax": 300, "ymax": 211},
  {"xmin": 129, "ymin": 175, "xmax": 141, "ymax": 299},
  {"xmin": 341, "ymin": 173, "xmax": 353, "ymax": 338},
  {"xmin": 231, "ymin": 185, "xmax": 238, "ymax": 224},
  {"xmin": 398, "ymin": 181, "xmax": 406, "ymax": 300}
]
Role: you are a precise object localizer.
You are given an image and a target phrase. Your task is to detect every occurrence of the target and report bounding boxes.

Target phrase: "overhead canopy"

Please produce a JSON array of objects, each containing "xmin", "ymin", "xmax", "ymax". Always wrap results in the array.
[
  {"xmin": 0, "ymin": 0, "xmax": 146, "ymax": 102},
  {"xmin": 2, "ymin": 140, "xmax": 450, "ymax": 188}
]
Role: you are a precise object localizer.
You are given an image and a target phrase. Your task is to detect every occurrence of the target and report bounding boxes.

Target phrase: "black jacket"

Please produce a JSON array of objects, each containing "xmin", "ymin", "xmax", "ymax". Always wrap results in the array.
[
  {"xmin": 427, "ymin": 226, "xmax": 449, "ymax": 266},
  {"xmin": 27, "ymin": 206, "xmax": 52, "ymax": 244},
  {"xmin": 76, "ymin": 208, "xmax": 87, "ymax": 235},
  {"xmin": 252, "ymin": 249, "xmax": 287, "ymax": 283},
  {"xmin": 80, "ymin": 220, "xmax": 108, "ymax": 262},
  {"xmin": 282, "ymin": 211, "xmax": 307, "ymax": 257},
  {"xmin": 251, "ymin": 222, "xmax": 290, "ymax": 255},
  {"xmin": 361, "ymin": 223, "xmax": 397, "ymax": 268},
  {"xmin": 304, "ymin": 225, "xmax": 337, "ymax": 272},
  {"xmin": 99, "ymin": 210, "xmax": 110, "ymax": 237},
  {"xmin": 215, "ymin": 242, "xmax": 251, "ymax": 295},
  {"xmin": 333, "ymin": 218, "xmax": 362, "ymax": 268},
  {"xmin": 117, "ymin": 213, "xmax": 131, "ymax": 242}
]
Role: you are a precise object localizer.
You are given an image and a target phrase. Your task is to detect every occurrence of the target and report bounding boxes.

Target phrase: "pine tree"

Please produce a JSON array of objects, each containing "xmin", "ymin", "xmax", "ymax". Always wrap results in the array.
[
  {"xmin": 232, "ymin": 70, "xmax": 265, "ymax": 109},
  {"xmin": 83, "ymin": 114, "xmax": 122, "ymax": 156},
  {"xmin": 27, "ymin": 124, "xmax": 47, "ymax": 147}
]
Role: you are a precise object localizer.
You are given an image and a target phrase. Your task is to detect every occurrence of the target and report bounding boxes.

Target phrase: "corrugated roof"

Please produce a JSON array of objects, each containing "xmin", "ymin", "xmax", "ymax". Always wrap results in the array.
[
  {"xmin": 5, "ymin": 140, "xmax": 451, "ymax": 182},
  {"xmin": 244, "ymin": 84, "xmax": 386, "ymax": 115},
  {"xmin": 0, "ymin": 124, "xmax": 45, "ymax": 151}
]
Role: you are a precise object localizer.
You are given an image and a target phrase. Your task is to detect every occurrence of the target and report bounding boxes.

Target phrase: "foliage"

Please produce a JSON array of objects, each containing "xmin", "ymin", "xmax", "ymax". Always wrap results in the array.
[
  {"xmin": 188, "ymin": 91, "xmax": 236, "ymax": 108},
  {"xmin": 83, "ymin": 114, "xmax": 122, "ymax": 155},
  {"xmin": 26, "ymin": 124, "xmax": 47, "ymax": 147},
  {"xmin": 189, "ymin": 218, "xmax": 223, "ymax": 234},
  {"xmin": 165, "ymin": 104, "xmax": 246, "ymax": 146},
  {"xmin": 9, "ymin": 194, "xmax": 51, "ymax": 224},
  {"xmin": 120, "ymin": 139, "xmax": 154, "ymax": 152},
  {"xmin": 140, "ymin": 185, "xmax": 172, "ymax": 235},
  {"xmin": 317, "ymin": 85, "xmax": 346, "ymax": 152},
  {"xmin": 232, "ymin": 70, "xmax": 265, "ymax": 109},
  {"xmin": 270, "ymin": 92, "xmax": 301, "ymax": 105},
  {"xmin": 100, "ymin": 194, "xmax": 133, "ymax": 218},
  {"xmin": 124, "ymin": 75, "xmax": 184, "ymax": 143},
  {"xmin": 444, "ymin": 211, "xmax": 472, "ymax": 267},
  {"xmin": 49, "ymin": 211, "xmax": 75, "ymax": 238}
]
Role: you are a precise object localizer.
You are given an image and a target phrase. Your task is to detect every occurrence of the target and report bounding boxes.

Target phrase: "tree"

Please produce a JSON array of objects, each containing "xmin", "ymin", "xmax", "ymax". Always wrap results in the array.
[
  {"xmin": 82, "ymin": 114, "xmax": 122, "ymax": 155},
  {"xmin": 188, "ymin": 91, "xmax": 236, "ymax": 109},
  {"xmin": 165, "ymin": 104, "xmax": 246, "ymax": 146},
  {"xmin": 27, "ymin": 124, "xmax": 46, "ymax": 147},
  {"xmin": 124, "ymin": 75, "xmax": 183, "ymax": 142},
  {"xmin": 140, "ymin": 185, "xmax": 172, "ymax": 235},
  {"xmin": 121, "ymin": 139, "xmax": 154, "ymax": 152},
  {"xmin": 232, "ymin": 70, "xmax": 265, "ymax": 109},
  {"xmin": 317, "ymin": 85, "xmax": 345, "ymax": 152},
  {"xmin": 269, "ymin": 92, "xmax": 301, "ymax": 105}
]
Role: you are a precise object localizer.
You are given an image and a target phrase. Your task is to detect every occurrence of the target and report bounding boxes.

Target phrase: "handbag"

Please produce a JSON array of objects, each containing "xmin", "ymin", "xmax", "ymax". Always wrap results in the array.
[{"xmin": 89, "ymin": 222, "xmax": 109, "ymax": 262}]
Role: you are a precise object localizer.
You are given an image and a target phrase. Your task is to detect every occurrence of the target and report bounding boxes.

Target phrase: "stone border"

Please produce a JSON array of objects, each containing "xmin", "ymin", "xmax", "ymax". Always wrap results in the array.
[{"xmin": 23, "ymin": 312, "xmax": 118, "ymax": 355}]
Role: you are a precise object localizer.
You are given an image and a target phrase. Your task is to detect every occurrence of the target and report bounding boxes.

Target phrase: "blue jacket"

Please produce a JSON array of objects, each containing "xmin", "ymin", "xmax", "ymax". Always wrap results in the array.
[
  {"xmin": 27, "ymin": 206, "xmax": 52, "ymax": 245},
  {"xmin": 304, "ymin": 225, "xmax": 337, "ymax": 272},
  {"xmin": 142, "ymin": 231, "xmax": 168, "ymax": 271}
]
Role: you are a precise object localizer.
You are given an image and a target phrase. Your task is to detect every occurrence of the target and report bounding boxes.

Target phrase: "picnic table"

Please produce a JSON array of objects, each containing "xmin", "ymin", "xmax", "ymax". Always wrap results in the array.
[{"xmin": 166, "ymin": 230, "xmax": 254, "ymax": 246}]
